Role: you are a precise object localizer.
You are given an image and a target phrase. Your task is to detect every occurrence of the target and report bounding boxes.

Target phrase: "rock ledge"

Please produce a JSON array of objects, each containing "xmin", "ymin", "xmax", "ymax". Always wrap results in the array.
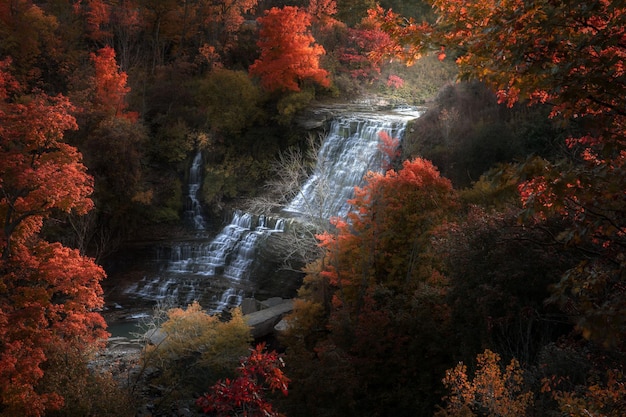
[{"xmin": 245, "ymin": 299, "xmax": 293, "ymax": 338}]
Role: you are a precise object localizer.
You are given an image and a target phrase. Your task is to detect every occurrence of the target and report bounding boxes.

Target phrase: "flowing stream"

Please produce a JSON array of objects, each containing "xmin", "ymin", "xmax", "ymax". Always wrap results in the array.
[{"xmin": 121, "ymin": 107, "xmax": 422, "ymax": 314}]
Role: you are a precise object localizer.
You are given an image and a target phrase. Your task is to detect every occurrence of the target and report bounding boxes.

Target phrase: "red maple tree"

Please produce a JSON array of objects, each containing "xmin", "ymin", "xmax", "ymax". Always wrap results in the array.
[
  {"xmin": 338, "ymin": 23, "xmax": 393, "ymax": 82},
  {"xmin": 249, "ymin": 6, "xmax": 330, "ymax": 92},
  {"xmin": 90, "ymin": 45, "xmax": 135, "ymax": 119},
  {"xmin": 318, "ymin": 158, "xmax": 457, "ymax": 311},
  {"xmin": 196, "ymin": 343, "xmax": 289, "ymax": 417},
  {"xmin": 0, "ymin": 59, "xmax": 106, "ymax": 416}
]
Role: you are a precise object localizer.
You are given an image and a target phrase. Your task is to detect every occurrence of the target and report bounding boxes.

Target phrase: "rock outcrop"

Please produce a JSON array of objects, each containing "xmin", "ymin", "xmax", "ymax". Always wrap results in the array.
[{"xmin": 245, "ymin": 298, "xmax": 293, "ymax": 338}]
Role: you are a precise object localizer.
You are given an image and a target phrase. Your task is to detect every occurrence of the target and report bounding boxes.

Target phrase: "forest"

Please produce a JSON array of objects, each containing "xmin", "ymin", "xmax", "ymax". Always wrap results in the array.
[{"xmin": 0, "ymin": 0, "xmax": 624, "ymax": 416}]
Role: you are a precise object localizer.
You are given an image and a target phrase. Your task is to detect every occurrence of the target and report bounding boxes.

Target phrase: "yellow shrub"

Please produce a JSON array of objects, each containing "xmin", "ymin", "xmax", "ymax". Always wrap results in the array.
[{"xmin": 142, "ymin": 302, "xmax": 252, "ymax": 406}]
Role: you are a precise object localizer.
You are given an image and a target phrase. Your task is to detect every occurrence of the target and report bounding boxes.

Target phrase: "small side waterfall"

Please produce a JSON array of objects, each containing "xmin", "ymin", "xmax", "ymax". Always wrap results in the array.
[
  {"xmin": 123, "ymin": 107, "xmax": 422, "ymax": 313},
  {"xmin": 183, "ymin": 151, "xmax": 206, "ymax": 230}
]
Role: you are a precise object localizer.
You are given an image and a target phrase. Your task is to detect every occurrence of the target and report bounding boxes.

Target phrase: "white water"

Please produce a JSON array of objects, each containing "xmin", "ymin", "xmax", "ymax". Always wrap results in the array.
[
  {"xmin": 125, "ymin": 211, "xmax": 285, "ymax": 312},
  {"xmin": 124, "ymin": 108, "xmax": 422, "ymax": 313},
  {"xmin": 285, "ymin": 114, "xmax": 416, "ymax": 219},
  {"xmin": 183, "ymin": 151, "xmax": 207, "ymax": 230}
]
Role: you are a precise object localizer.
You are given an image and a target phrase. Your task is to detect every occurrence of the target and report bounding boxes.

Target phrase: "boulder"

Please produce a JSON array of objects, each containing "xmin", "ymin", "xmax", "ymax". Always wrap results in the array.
[
  {"xmin": 259, "ymin": 297, "xmax": 285, "ymax": 309},
  {"xmin": 144, "ymin": 327, "xmax": 167, "ymax": 346},
  {"xmin": 273, "ymin": 318, "xmax": 290, "ymax": 334},
  {"xmin": 240, "ymin": 298, "xmax": 259, "ymax": 315},
  {"xmin": 245, "ymin": 299, "xmax": 294, "ymax": 338}
]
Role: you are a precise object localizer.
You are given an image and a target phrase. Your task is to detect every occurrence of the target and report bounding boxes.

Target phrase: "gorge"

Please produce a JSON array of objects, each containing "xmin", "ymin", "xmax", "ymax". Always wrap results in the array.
[{"xmin": 110, "ymin": 104, "xmax": 423, "ymax": 322}]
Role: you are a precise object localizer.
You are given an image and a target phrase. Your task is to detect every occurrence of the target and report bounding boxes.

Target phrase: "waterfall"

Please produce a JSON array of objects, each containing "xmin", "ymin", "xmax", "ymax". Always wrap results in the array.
[
  {"xmin": 183, "ymin": 151, "xmax": 207, "ymax": 230},
  {"xmin": 124, "ymin": 107, "xmax": 422, "ymax": 313},
  {"xmin": 125, "ymin": 211, "xmax": 286, "ymax": 312},
  {"xmin": 285, "ymin": 115, "xmax": 413, "ymax": 219}
]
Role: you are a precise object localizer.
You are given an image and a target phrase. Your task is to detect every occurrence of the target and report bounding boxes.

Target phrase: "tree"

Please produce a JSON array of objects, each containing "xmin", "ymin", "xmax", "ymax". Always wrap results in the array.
[
  {"xmin": 72, "ymin": 0, "xmax": 112, "ymax": 43},
  {"xmin": 0, "ymin": 242, "xmax": 107, "ymax": 416},
  {"xmin": 307, "ymin": 0, "xmax": 337, "ymax": 22},
  {"xmin": 137, "ymin": 0, "xmax": 180, "ymax": 70},
  {"xmin": 109, "ymin": 0, "xmax": 144, "ymax": 71},
  {"xmin": 0, "ymin": 60, "xmax": 106, "ymax": 416},
  {"xmin": 79, "ymin": 116, "xmax": 149, "ymax": 258},
  {"xmin": 249, "ymin": 6, "xmax": 330, "ymax": 92},
  {"xmin": 372, "ymin": 0, "xmax": 626, "ymax": 347},
  {"xmin": 0, "ymin": 0, "xmax": 60, "ymax": 83},
  {"xmin": 431, "ymin": 204, "xmax": 578, "ymax": 365},
  {"xmin": 140, "ymin": 302, "xmax": 252, "ymax": 410},
  {"xmin": 318, "ymin": 158, "xmax": 457, "ymax": 302},
  {"xmin": 0, "ymin": 60, "xmax": 93, "ymax": 258},
  {"xmin": 67, "ymin": 45, "xmax": 146, "ymax": 256},
  {"xmin": 337, "ymin": 21, "xmax": 392, "ymax": 83},
  {"xmin": 283, "ymin": 158, "xmax": 458, "ymax": 416},
  {"xmin": 437, "ymin": 349, "xmax": 534, "ymax": 417},
  {"xmin": 195, "ymin": 68, "xmax": 263, "ymax": 135},
  {"xmin": 545, "ymin": 366, "xmax": 626, "ymax": 417},
  {"xmin": 90, "ymin": 45, "xmax": 134, "ymax": 118},
  {"xmin": 196, "ymin": 343, "xmax": 290, "ymax": 417},
  {"xmin": 200, "ymin": 0, "xmax": 259, "ymax": 49},
  {"xmin": 336, "ymin": 0, "xmax": 375, "ymax": 26}
]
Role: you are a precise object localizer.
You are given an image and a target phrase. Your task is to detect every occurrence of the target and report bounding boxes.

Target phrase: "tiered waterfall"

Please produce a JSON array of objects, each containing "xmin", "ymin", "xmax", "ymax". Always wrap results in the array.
[{"xmin": 124, "ymin": 108, "xmax": 422, "ymax": 312}]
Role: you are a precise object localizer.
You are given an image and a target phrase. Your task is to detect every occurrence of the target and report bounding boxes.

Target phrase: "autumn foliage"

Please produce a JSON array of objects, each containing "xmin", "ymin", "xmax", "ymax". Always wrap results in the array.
[
  {"xmin": 437, "ymin": 350, "xmax": 534, "ymax": 417},
  {"xmin": 281, "ymin": 158, "xmax": 458, "ymax": 415},
  {"xmin": 90, "ymin": 46, "xmax": 133, "ymax": 118},
  {"xmin": 196, "ymin": 343, "xmax": 289, "ymax": 417},
  {"xmin": 139, "ymin": 302, "xmax": 252, "ymax": 409},
  {"xmin": 363, "ymin": 0, "xmax": 626, "ymax": 414},
  {"xmin": 0, "ymin": 60, "xmax": 106, "ymax": 416},
  {"xmin": 0, "ymin": 60, "xmax": 92, "ymax": 257},
  {"xmin": 203, "ymin": 0, "xmax": 259, "ymax": 39},
  {"xmin": 3, "ymin": 0, "xmax": 626, "ymax": 414},
  {"xmin": 337, "ymin": 24, "xmax": 393, "ymax": 82},
  {"xmin": 373, "ymin": 0, "xmax": 626, "ymax": 345},
  {"xmin": 249, "ymin": 6, "xmax": 330, "ymax": 92},
  {"xmin": 73, "ymin": 0, "xmax": 112, "ymax": 42},
  {"xmin": 318, "ymin": 158, "xmax": 457, "ymax": 299}
]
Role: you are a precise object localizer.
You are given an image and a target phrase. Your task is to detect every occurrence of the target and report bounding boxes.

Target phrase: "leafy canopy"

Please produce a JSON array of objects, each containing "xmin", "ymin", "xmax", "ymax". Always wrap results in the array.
[
  {"xmin": 372, "ymin": 0, "xmax": 626, "ymax": 348},
  {"xmin": 249, "ymin": 6, "xmax": 330, "ymax": 92},
  {"xmin": 0, "ymin": 60, "xmax": 106, "ymax": 417}
]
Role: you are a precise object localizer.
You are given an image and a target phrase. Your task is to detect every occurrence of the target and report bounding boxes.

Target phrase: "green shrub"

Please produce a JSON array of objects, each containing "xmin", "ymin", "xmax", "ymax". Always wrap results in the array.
[
  {"xmin": 195, "ymin": 69, "xmax": 265, "ymax": 135},
  {"xmin": 276, "ymin": 89, "xmax": 316, "ymax": 126}
]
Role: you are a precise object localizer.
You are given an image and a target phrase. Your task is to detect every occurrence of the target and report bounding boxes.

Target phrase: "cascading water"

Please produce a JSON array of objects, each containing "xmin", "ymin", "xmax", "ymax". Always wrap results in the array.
[
  {"xmin": 183, "ymin": 151, "xmax": 207, "ymax": 230},
  {"xmin": 123, "ymin": 107, "xmax": 422, "ymax": 313},
  {"xmin": 125, "ymin": 210, "xmax": 285, "ymax": 312},
  {"xmin": 285, "ymin": 114, "xmax": 415, "ymax": 220}
]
